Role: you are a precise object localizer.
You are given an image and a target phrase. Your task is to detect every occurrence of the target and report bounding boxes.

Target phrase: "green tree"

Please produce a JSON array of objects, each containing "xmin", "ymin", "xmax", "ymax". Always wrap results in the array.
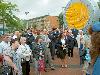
[
  {"xmin": 58, "ymin": 13, "xmax": 64, "ymax": 28},
  {"xmin": 0, "ymin": 0, "xmax": 23, "ymax": 32}
]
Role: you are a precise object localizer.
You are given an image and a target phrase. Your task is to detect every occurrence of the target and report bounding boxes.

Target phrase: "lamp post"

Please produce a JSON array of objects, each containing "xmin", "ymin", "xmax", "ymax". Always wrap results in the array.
[
  {"xmin": 62, "ymin": 7, "xmax": 66, "ymax": 31},
  {"xmin": 25, "ymin": 12, "xmax": 29, "ymax": 29}
]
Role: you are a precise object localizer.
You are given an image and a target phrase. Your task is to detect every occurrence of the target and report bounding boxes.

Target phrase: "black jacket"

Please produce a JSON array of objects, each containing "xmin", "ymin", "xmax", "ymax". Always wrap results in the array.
[
  {"xmin": 66, "ymin": 36, "xmax": 75, "ymax": 49},
  {"xmin": 56, "ymin": 38, "xmax": 68, "ymax": 50}
]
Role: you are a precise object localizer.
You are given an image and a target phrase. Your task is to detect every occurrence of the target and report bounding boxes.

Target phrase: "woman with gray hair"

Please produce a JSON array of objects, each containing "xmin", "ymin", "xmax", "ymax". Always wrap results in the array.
[{"xmin": 17, "ymin": 37, "xmax": 31, "ymax": 75}]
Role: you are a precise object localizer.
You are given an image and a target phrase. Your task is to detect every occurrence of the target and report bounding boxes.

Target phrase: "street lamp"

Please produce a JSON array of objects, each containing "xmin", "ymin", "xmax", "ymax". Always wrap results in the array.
[
  {"xmin": 25, "ymin": 12, "xmax": 29, "ymax": 29},
  {"xmin": 62, "ymin": 7, "xmax": 66, "ymax": 31}
]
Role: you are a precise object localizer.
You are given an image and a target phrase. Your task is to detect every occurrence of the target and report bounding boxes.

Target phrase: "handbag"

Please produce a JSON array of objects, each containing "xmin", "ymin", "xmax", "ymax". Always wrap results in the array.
[{"xmin": 38, "ymin": 58, "xmax": 45, "ymax": 72}]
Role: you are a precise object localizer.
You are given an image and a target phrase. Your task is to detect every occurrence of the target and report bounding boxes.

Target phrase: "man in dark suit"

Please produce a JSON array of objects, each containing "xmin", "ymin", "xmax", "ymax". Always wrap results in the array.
[
  {"xmin": 48, "ymin": 28, "xmax": 60, "ymax": 60},
  {"xmin": 25, "ymin": 29, "xmax": 35, "ymax": 50},
  {"xmin": 66, "ymin": 30, "xmax": 75, "ymax": 58}
]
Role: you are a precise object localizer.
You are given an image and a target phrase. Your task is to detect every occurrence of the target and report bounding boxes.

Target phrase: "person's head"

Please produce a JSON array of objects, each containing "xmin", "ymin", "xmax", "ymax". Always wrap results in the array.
[
  {"xmin": 36, "ymin": 30, "xmax": 41, "ymax": 35},
  {"xmin": 20, "ymin": 37, "xmax": 26, "ymax": 45},
  {"xmin": 40, "ymin": 30, "xmax": 43, "ymax": 35},
  {"xmin": 63, "ymin": 31, "xmax": 66, "ymax": 36},
  {"xmin": 15, "ymin": 31, "xmax": 20, "ymax": 36},
  {"xmin": 27, "ymin": 28, "xmax": 32, "ymax": 33},
  {"xmin": 88, "ymin": 22, "xmax": 100, "ymax": 64},
  {"xmin": 43, "ymin": 29, "xmax": 47, "ymax": 34},
  {"xmin": 79, "ymin": 30, "xmax": 83, "ymax": 35},
  {"xmin": 64, "ymin": 29, "xmax": 69, "ymax": 36},
  {"xmin": 59, "ymin": 33, "xmax": 65, "ymax": 39},
  {"xmin": 35, "ymin": 36, "xmax": 43, "ymax": 43},
  {"xmin": 68, "ymin": 29, "xmax": 72, "ymax": 35},
  {"xmin": 56, "ymin": 28, "xmax": 60, "ymax": 31},
  {"xmin": 10, "ymin": 39, "xmax": 20, "ymax": 50},
  {"xmin": 2, "ymin": 34, "xmax": 10, "ymax": 43}
]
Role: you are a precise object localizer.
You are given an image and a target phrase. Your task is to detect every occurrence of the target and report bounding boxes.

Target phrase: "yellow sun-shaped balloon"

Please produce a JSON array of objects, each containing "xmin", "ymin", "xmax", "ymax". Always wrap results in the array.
[{"xmin": 66, "ymin": 2, "xmax": 90, "ymax": 30}]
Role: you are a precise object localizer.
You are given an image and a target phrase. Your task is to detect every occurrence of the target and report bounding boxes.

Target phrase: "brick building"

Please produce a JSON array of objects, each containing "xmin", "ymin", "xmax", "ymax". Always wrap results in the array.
[{"xmin": 27, "ymin": 15, "xmax": 59, "ymax": 30}]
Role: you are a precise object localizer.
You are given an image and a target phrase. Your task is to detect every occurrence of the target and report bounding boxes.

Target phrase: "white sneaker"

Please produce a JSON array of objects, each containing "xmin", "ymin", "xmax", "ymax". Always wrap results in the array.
[
  {"xmin": 61, "ymin": 65, "xmax": 64, "ymax": 68},
  {"xmin": 69, "ymin": 57, "xmax": 71, "ymax": 59},
  {"xmin": 65, "ymin": 65, "xmax": 67, "ymax": 68}
]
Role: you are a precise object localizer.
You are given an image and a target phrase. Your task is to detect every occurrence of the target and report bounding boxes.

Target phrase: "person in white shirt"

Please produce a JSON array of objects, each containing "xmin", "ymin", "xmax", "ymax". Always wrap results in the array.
[
  {"xmin": 0, "ymin": 34, "xmax": 10, "ymax": 53},
  {"xmin": 17, "ymin": 37, "xmax": 31, "ymax": 75}
]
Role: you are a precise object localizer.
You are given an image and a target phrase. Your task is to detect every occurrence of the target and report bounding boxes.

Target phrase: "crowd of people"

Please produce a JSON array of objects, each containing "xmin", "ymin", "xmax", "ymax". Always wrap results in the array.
[{"xmin": 0, "ymin": 25, "xmax": 98, "ymax": 75}]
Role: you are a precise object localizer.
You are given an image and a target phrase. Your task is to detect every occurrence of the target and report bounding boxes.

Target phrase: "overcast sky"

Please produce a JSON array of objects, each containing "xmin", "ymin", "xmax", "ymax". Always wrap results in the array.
[{"xmin": 5, "ymin": 0, "xmax": 99, "ymax": 20}]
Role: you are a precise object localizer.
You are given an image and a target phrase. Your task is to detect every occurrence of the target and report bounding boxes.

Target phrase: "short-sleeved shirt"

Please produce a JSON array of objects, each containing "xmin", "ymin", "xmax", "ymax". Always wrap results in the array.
[
  {"xmin": 16, "ymin": 44, "xmax": 31, "ymax": 61},
  {"xmin": 0, "ymin": 41, "xmax": 10, "ymax": 54}
]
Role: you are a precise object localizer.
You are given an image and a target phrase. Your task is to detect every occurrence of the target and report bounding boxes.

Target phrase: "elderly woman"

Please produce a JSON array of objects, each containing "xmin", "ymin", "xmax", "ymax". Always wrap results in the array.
[{"xmin": 16, "ymin": 37, "xmax": 31, "ymax": 75}]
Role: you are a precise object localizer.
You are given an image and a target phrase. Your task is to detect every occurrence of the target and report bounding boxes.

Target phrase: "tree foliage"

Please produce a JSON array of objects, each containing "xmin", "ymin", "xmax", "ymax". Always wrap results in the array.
[
  {"xmin": 58, "ymin": 13, "xmax": 64, "ymax": 28},
  {"xmin": 0, "ymin": 0, "xmax": 23, "ymax": 32}
]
